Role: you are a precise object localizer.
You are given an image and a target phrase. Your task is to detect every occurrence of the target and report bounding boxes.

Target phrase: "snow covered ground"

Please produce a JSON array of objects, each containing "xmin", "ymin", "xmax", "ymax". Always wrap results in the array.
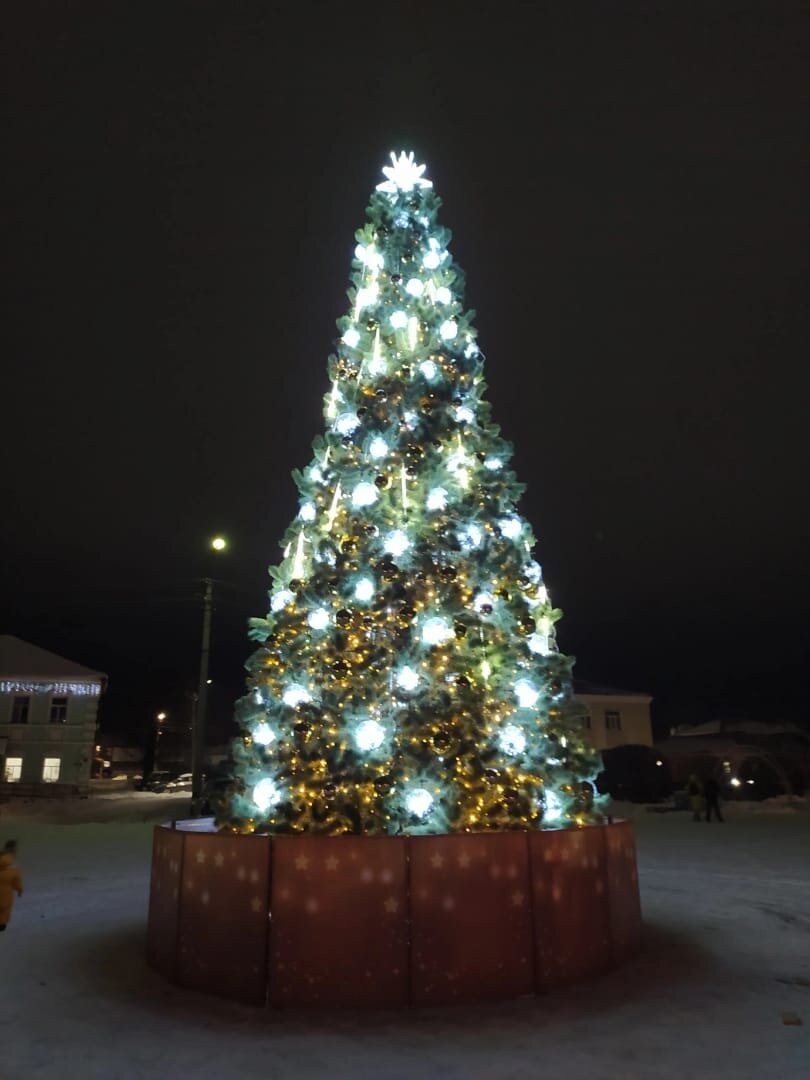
[{"xmin": 0, "ymin": 797, "xmax": 807, "ymax": 1080}]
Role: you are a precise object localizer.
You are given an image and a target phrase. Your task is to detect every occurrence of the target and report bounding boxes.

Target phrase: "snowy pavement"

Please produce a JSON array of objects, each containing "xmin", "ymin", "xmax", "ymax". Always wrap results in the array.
[{"xmin": 0, "ymin": 800, "xmax": 807, "ymax": 1080}]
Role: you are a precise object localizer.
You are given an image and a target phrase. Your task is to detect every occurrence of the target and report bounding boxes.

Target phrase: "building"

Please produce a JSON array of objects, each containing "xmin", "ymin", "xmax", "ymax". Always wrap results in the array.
[
  {"xmin": 573, "ymin": 681, "xmax": 654, "ymax": 751},
  {"xmin": 0, "ymin": 635, "xmax": 106, "ymax": 795}
]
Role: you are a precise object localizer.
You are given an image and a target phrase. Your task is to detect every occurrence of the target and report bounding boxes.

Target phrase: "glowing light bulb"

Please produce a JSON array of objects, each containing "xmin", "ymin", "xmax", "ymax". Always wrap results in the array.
[
  {"xmin": 459, "ymin": 523, "xmax": 483, "ymax": 550},
  {"xmin": 406, "ymin": 278, "xmax": 424, "ymax": 296},
  {"xmin": 299, "ymin": 502, "xmax": 316, "ymax": 522},
  {"xmin": 422, "ymin": 617, "xmax": 453, "ymax": 645},
  {"xmin": 384, "ymin": 530, "xmax": 410, "ymax": 557},
  {"xmin": 271, "ymin": 589, "xmax": 294, "ymax": 612},
  {"xmin": 499, "ymin": 724, "xmax": 527, "ymax": 756},
  {"xmin": 335, "ymin": 412, "xmax": 359, "ymax": 436},
  {"xmin": 419, "ymin": 360, "xmax": 438, "ymax": 380},
  {"xmin": 354, "ymin": 577, "xmax": 375, "ymax": 602},
  {"xmin": 435, "ymin": 286, "xmax": 452, "ymax": 304},
  {"xmin": 514, "ymin": 678, "xmax": 539, "ymax": 709},
  {"xmin": 368, "ymin": 436, "xmax": 388, "ymax": 460},
  {"xmin": 253, "ymin": 723, "xmax": 275, "ymax": 747},
  {"xmin": 352, "ymin": 482, "xmax": 378, "ymax": 508},
  {"xmin": 423, "ymin": 250, "xmax": 441, "ymax": 270},
  {"xmin": 282, "ymin": 684, "xmax": 311, "ymax": 708},
  {"xmin": 427, "ymin": 486, "xmax": 448, "ymax": 511},
  {"xmin": 544, "ymin": 790, "xmax": 562, "ymax": 822},
  {"xmin": 396, "ymin": 666, "xmax": 420, "ymax": 691},
  {"xmin": 484, "ymin": 457, "xmax": 503, "ymax": 471},
  {"xmin": 342, "ymin": 327, "xmax": 360, "ymax": 348},
  {"xmin": 455, "ymin": 405, "xmax": 474, "ymax": 424},
  {"xmin": 405, "ymin": 787, "xmax": 434, "ymax": 818},
  {"xmin": 390, "ymin": 310, "xmax": 408, "ymax": 329},
  {"xmin": 355, "ymin": 284, "xmax": 378, "ymax": 309},
  {"xmin": 355, "ymin": 719, "xmax": 385, "ymax": 752},
  {"xmin": 253, "ymin": 778, "xmax": 281, "ymax": 812},
  {"xmin": 499, "ymin": 516, "xmax": 522, "ymax": 539},
  {"xmin": 310, "ymin": 465, "xmax": 324, "ymax": 482},
  {"xmin": 307, "ymin": 608, "xmax": 330, "ymax": 631},
  {"xmin": 464, "ymin": 342, "xmax": 479, "ymax": 358},
  {"xmin": 439, "ymin": 319, "xmax": 458, "ymax": 341},
  {"xmin": 474, "ymin": 592, "xmax": 495, "ymax": 612}
]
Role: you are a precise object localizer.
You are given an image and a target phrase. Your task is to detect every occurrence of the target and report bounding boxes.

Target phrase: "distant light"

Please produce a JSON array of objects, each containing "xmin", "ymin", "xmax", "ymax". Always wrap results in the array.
[
  {"xmin": 206, "ymin": 679, "xmax": 212, "ymax": 685},
  {"xmin": 730, "ymin": 777, "xmax": 742, "ymax": 788},
  {"xmin": 211, "ymin": 536, "xmax": 227, "ymax": 552},
  {"xmin": 655, "ymin": 759, "xmax": 663, "ymax": 767},
  {"xmin": 156, "ymin": 711, "xmax": 167, "ymax": 722},
  {"xmin": 745, "ymin": 779, "xmax": 755, "ymax": 785}
]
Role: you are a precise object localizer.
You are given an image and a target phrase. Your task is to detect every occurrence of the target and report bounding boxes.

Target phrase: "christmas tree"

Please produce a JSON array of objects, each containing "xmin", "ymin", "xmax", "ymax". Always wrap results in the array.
[{"xmin": 221, "ymin": 152, "xmax": 605, "ymax": 836}]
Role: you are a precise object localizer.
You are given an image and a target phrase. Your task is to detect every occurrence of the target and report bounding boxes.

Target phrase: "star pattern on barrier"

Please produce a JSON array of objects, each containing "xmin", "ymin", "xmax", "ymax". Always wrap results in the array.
[
  {"xmin": 324, "ymin": 856, "xmax": 339, "ymax": 871},
  {"xmin": 214, "ymin": 852, "xmax": 224, "ymax": 868},
  {"xmin": 295, "ymin": 854, "xmax": 310, "ymax": 871},
  {"xmin": 236, "ymin": 866, "xmax": 246, "ymax": 881},
  {"xmin": 201, "ymin": 890, "xmax": 210, "ymax": 906},
  {"xmin": 511, "ymin": 890, "xmax": 525, "ymax": 907},
  {"xmin": 195, "ymin": 849, "xmax": 207, "ymax": 864},
  {"xmin": 430, "ymin": 852, "xmax": 445, "ymax": 869},
  {"xmin": 249, "ymin": 868, "xmax": 260, "ymax": 883},
  {"xmin": 251, "ymin": 897, "xmax": 262, "ymax": 913},
  {"xmin": 376, "ymin": 151, "xmax": 433, "ymax": 194},
  {"xmin": 457, "ymin": 852, "xmax": 471, "ymax": 868},
  {"xmin": 384, "ymin": 896, "xmax": 399, "ymax": 913}
]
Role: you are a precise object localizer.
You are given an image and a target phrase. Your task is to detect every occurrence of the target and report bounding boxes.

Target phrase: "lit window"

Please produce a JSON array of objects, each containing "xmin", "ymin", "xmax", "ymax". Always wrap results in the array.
[
  {"xmin": 11, "ymin": 695, "xmax": 30, "ymax": 724},
  {"xmin": 50, "ymin": 696, "xmax": 68, "ymax": 723},
  {"xmin": 605, "ymin": 710, "xmax": 622, "ymax": 731},
  {"xmin": 42, "ymin": 757, "xmax": 61, "ymax": 783},
  {"xmin": 4, "ymin": 757, "xmax": 22, "ymax": 782}
]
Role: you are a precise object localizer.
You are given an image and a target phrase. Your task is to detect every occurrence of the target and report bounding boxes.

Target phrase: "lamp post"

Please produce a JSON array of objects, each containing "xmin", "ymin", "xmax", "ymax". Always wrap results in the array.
[
  {"xmin": 154, "ymin": 711, "xmax": 167, "ymax": 770},
  {"xmin": 191, "ymin": 536, "xmax": 228, "ymax": 805}
]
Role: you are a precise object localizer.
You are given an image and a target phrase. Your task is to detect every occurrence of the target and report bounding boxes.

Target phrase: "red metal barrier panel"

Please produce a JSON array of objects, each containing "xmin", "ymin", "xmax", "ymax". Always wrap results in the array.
[
  {"xmin": 604, "ymin": 820, "xmax": 642, "ymax": 963},
  {"xmin": 410, "ymin": 832, "xmax": 534, "ymax": 1006},
  {"xmin": 269, "ymin": 835, "xmax": 409, "ymax": 1009},
  {"xmin": 530, "ymin": 825, "xmax": 611, "ymax": 990},
  {"xmin": 146, "ymin": 826, "xmax": 185, "ymax": 978},
  {"xmin": 177, "ymin": 832, "xmax": 271, "ymax": 1005}
]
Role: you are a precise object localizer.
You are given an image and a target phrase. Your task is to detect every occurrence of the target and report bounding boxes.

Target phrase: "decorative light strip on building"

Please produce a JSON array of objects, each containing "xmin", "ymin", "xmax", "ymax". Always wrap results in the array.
[{"xmin": 0, "ymin": 680, "xmax": 102, "ymax": 696}]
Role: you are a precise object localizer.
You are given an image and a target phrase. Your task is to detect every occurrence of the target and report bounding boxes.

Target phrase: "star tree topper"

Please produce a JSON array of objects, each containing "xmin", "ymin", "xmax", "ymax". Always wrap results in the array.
[{"xmin": 376, "ymin": 151, "xmax": 433, "ymax": 194}]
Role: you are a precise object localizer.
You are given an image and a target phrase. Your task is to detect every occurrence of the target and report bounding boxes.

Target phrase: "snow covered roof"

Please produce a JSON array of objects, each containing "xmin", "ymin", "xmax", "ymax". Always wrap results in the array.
[
  {"xmin": 0, "ymin": 635, "xmax": 106, "ymax": 681},
  {"xmin": 574, "ymin": 680, "xmax": 652, "ymax": 701}
]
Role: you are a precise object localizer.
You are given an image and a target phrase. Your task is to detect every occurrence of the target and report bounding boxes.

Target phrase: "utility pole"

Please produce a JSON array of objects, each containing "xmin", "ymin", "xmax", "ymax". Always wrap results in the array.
[{"xmin": 191, "ymin": 577, "xmax": 214, "ymax": 802}]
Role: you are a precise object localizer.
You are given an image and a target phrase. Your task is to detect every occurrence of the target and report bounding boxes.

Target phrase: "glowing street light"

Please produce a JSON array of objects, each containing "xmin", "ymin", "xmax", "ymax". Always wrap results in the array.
[
  {"xmin": 211, "ymin": 536, "xmax": 227, "ymax": 552},
  {"xmin": 192, "ymin": 534, "xmax": 229, "ymax": 805}
]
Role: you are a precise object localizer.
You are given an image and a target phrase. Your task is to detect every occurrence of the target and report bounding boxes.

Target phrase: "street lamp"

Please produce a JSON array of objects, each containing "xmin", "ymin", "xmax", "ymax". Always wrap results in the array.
[
  {"xmin": 154, "ymin": 711, "xmax": 168, "ymax": 771},
  {"xmin": 191, "ymin": 536, "xmax": 228, "ymax": 805}
]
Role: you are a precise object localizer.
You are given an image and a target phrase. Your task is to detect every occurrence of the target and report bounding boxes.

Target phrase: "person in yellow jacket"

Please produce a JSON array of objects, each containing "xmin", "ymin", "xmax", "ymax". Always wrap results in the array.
[{"xmin": 0, "ymin": 840, "xmax": 24, "ymax": 931}]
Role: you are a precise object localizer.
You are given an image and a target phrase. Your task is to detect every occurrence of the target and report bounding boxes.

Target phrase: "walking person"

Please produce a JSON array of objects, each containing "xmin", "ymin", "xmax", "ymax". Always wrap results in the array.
[
  {"xmin": 687, "ymin": 773, "xmax": 703, "ymax": 821},
  {"xmin": 0, "ymin": 840, "xmax": 24, "ymax": 932},
  {"xmin": 704, "ymin": 776, "xmax": 724, "ymax": 822}
]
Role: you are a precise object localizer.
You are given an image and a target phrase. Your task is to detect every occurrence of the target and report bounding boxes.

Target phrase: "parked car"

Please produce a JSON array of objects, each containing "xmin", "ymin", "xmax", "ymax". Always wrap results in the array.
[
  {"xmin": 166, "ymin": 772, "xmax": 193, "ymax": 792},
  {"xmin": 137, "ymin": 771, "xmax": 172, "ymax": 793}
]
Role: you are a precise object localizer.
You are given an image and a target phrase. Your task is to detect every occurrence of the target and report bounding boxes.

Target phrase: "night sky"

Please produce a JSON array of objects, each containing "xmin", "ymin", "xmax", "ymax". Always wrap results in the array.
[{"xmin": 3, "ymin": 1, "xmax": 808, "ymax": 745}]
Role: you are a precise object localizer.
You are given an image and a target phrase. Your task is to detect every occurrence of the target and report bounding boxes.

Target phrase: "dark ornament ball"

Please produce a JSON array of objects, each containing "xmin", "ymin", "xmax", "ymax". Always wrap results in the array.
[
  {"xmin": 432, "ymin": 731, "xmax": 451, "ymax": 752},
  {"xmin": 519, "ymin": 616, "xmax": 535, "ymax": 634},
  {"xmin": 335, "ymin": 609, "xmax": 352, "ymax": 627},
  {"xmin": 484, "ymin": 768, "xmax": 500, "ymax": 783},
  {"xmin": 374, "ymin": 775, "xmax": 392, "ymax": 795},
  {"xmin": 398, "ymin": 604, "xmax": 416, "ymax": 623},
  {"xmin": 322, "ymin": 781, "xmax": 337, "ymax": 799},
  {"xmin": 374, "ymin": 474, "xmax": 388, "ymax": 489},
  {"xmin": 479, "ymin": 603, "xmax": 493, "ymax": 615},
  {"xmin": 341, "ymin": 538, "xmax": 357, "ymax": 554},
  {"xmin": 391, "ymin": 273, "xmax": 401, "ymax": 283},
  {"xmin": 454, "ymin": 621, "xmax": 467, "ymax": 638},
  {"xmin": 332, "ymin": 659, "xmax": 349, "ymax": 676},
  {"xmin": 456, "ymin": 675, "xmax": 470, "ymax": 690},
  {"xmin": 293, "ymin": 721, "xmax": 311, "ymax": 735},
  {"xmin": 439, "ymin": 564, "xmax": 457, "ymax": 581},
  {"xmin": 341, "ymin": 436, "xmax": 354, "ymax": 448}
]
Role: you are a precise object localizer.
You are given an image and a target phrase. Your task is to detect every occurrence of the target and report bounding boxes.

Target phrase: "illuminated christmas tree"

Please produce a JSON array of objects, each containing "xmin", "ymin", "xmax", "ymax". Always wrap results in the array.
[{"xmin": 221, "ymin": 152, "xmax": 605, "ymax": 835}]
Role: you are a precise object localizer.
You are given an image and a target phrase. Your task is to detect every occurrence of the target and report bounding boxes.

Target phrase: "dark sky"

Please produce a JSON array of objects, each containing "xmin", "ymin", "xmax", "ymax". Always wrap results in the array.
[{"xmin": 2, "ymin": 1, "xmax": 808, "ymax": 743}]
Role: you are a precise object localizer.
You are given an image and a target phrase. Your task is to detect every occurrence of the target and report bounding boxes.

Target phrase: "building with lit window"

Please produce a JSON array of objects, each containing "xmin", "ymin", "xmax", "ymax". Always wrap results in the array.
[{"xmin": 0, "ymin": 636, "xmax": 106, "ymax": 795}]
